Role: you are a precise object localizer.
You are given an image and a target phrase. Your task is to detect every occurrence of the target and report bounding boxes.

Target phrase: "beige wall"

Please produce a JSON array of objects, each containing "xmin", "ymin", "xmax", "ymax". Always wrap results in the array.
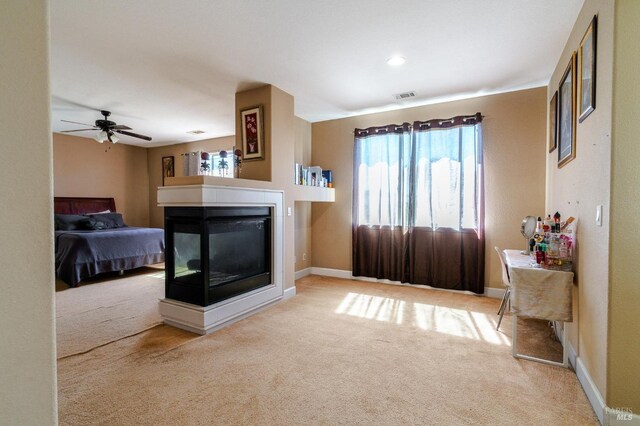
[
  {"xmin": 147, "ymin": 135, "xmax": 235, "ymax": 228},
  {"xmin": 53, "ymin": 133, "xmax": 150, "ymax": 227},
  {"xmin": 609, "ymin": 0, "xmax": 640, "ymax": 411},
  {"xmin": 294, "ymin": 117, "xmax": 313, "ymax": 272},
  {"xmin": 268, "ymin": 86, "xmax": 297, "ymax": 289},
  {"xmin": 546, "ymin": 0, "xmax": 613, "ymax": 402},
  {"xmin": 311, "ymin": 87, "xmax": 547, "ymax": 290},
  {"xmin": 0, "ymin": 0, "xmax": 58, "ymax": 423}
]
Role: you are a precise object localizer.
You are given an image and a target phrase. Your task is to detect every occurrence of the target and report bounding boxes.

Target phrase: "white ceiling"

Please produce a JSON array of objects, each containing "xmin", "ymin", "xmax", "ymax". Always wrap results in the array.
[{"xmin": 51, "ymin": 0, "xmax": 584, "ymax": 147}]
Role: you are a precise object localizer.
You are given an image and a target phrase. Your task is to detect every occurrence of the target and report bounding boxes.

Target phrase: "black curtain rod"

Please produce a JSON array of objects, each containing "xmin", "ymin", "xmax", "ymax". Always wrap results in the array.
[{"xmin": 353, "ymin": 113, "xmax": 484, "ymax": 135}]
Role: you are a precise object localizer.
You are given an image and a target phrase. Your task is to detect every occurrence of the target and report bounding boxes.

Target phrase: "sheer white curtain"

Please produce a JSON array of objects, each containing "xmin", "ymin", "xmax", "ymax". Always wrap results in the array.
[
  {"xmin": 354, "ymin": 120, "xmax": 482, "ymax": 231},
  {"xmin": 354, "ymin": 125, "xmax": 410, "ymax": 227},
  {"xmin": 411, "ymin": 124, "xmax": 482, "ymax": 230}
]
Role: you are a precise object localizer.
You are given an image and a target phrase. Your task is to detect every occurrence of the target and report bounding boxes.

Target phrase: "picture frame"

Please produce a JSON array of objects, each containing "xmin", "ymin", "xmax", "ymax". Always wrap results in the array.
[
  {"xmin": 549, "ymin": 91, "xmax": 558, "ymax": 153},
  {"xmin": 578, "ymin": 15, "xmax": 597, "ymax": 123},
  {"xmin": 240, "ymin": 105, "xmax": 264, "ymax": 161},
  {"xmin": 558, "ymin": 53, "xmax": 576, "ymax": 168},
  {"xmin": 162, "ymin": 155, "xmax": 175, "ymax": 185}
]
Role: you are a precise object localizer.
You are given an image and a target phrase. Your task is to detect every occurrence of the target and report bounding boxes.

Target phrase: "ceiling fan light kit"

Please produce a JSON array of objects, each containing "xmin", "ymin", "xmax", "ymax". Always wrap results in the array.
[
  {"xmin": 62, "ymin": 110, "xmax": 152, "ymax": 144},
  {"xmin": 95, "ymin": 130, "xmax": 107, "ymax": 143}
]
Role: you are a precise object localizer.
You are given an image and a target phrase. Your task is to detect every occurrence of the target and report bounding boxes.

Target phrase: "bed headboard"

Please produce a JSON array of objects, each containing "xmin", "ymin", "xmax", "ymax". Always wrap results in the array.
[{"xmin": 54, "ymin": 197, "xmax": 116, "ymax": 215}]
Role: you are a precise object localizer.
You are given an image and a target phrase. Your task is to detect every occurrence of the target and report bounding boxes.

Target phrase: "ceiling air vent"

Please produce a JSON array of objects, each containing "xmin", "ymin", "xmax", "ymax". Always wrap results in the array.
[
  {"xmin": 187, "ymin": 130, "xmax": 206, "ymax": 135},
  {"xmin": 394, "ymin": 91, "xmax": 416, "ymax": 100}
]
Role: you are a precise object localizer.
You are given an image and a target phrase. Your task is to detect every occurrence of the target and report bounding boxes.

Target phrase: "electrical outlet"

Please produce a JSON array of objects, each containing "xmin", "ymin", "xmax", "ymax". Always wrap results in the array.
[{"xmin": 302, "ymin": 253, "xmax": 307, "ymax": 261}]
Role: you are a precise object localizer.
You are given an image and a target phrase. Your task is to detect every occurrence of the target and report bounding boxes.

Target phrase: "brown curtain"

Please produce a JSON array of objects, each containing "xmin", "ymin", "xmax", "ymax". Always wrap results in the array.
[
  {"xmin": 352, "ymin": 114, "xmax": 485, "ymax": 294},
  {"xmin": 406, "ymin": 227, "xmax": 484, "ymax": 293},
  {"xmin": 352, "ymin": 225, "xmax": 407, "ymax": 282}
]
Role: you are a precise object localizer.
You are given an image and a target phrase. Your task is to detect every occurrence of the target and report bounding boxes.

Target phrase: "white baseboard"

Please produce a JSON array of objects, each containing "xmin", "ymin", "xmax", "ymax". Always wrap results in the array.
[
  {"xmin": 575, "ymin": 354, "xmax": 606, "ymax": 425},
  {"xmin": 564, "ymin": 336, "xmax": 640, "ymax": 425},
  {"xmin": 310, "ymin": 267, "xmax": 502, "ymax": 299},
  {"xmin": 574, "ymin": 352, "xmax": 640, "ymax": 425},
  {"xmin": 484, "ymin": 287, "xmax": 505, "ymax": 299},
  {"xmin": 283, "ymin": 286, "xmax": 296, "ymax": 300},
  {"xmin": 310, "ymin": 267, "xmax": 353, "ymax": 279},
  {"xmin": 566, "ymin": 335, "xmax": 577, "ymax": 370},
  {"xmin": 294, "ymin": 268, "xmax": 311, "ymax": 280}
]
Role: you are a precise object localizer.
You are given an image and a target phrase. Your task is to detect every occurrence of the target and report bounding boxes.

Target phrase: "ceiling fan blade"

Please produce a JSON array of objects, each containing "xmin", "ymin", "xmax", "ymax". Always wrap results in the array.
[
  {"xmin": 110, "ymin": 124, "xmax": 132, "ymax": 130},
  {"xmin": 60, "ymin": 129, "xmax": 97, "ymax": 133},
  {"xmin": 61, "ymin": 119, "xmax": 96, "ymax": 127},
  {"xmin": 114, "ymin": 129, "xmax": 152, "ymax": 141}
]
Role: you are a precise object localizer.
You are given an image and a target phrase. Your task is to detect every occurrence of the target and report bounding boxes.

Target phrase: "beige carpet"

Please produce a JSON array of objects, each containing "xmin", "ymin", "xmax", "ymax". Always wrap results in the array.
[
  {"xmin": 57, "ymin": 274, "xmax": 597, "ymax": 425},
  {"xmin": 55, "ymin": 266, "xmax": 165, "ymax": 358}
]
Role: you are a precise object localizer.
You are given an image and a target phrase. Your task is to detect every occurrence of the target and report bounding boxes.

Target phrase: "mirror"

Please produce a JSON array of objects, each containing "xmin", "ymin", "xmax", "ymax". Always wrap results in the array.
[{"xmin": 521, "ymin": 216, "xmax": 537, "ymax": 254}]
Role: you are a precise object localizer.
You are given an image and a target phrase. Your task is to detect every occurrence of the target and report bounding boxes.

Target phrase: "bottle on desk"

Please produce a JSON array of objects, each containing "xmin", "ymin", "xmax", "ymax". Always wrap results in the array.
[
  {"xmin": 548, "ymin": 235, "xmax": 559, "ymax": 257},
  {"xmin": 535, "ymin": 244, "xmax": 545, "ymax": 264}
]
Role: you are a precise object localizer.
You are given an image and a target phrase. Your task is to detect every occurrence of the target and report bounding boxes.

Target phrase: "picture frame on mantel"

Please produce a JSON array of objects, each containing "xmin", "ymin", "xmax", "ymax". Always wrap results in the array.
[
  {"xmin": 549, "ymin": 91, "xmax": 558, "ymax": 153},
  {"xmin": 558, "ymin": 53, "xmax": 576, "ymax": 168},
  {"xmin": 162, "ymin": 155, "xmax": 174, "ymax": 185},
  {"xmin": 578, "ymin": 15, "xmax": 597, "ymax": 123},
  {"xmin": 240, "ymin": 105, "xmax": 264, "ymax": 161}
]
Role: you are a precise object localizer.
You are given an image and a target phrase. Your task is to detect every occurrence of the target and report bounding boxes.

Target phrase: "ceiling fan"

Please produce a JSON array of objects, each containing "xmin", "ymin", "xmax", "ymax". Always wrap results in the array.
[{"xmin": 61, "ymin": 110, "xmax": 152, "ymax": 143}]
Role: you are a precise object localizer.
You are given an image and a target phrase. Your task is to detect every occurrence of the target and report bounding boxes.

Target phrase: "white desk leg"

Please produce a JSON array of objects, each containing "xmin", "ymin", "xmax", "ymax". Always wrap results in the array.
[
  {"xmin": 512, "ymin": 317, "xmax": 569, "ymax": 368},
  {"xmin": 512, "ymin": 313, "xmax": 518, "ymax": 357},
  {"xmin": 562, "ymin": 321, "xmax": 568, "ymax": 368}
]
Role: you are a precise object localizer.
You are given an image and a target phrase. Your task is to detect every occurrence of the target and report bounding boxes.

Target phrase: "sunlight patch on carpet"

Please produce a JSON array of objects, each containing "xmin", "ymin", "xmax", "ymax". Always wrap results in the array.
[
  {"xmin": 336, "ymin": 292, "xmax": 508, "ymax": 345},
  {"xmin": 335, "ymin": 292, "xmax": 405, "ymax": 324}
]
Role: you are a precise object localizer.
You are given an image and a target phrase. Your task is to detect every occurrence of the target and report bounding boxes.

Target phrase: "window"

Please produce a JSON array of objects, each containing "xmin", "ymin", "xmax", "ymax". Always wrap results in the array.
[
  {"xmin": 198, "ymin": 150, "xmax": 234, "ymax": 178},
  {"xmin": 354, "ymin": 119, "xmax": 482, "ymax": 231},
  {"xmin": 210, "ymin": 151, "xmax": 234, "ymax": 178},
  {"xmin": 352, "ymin": 114, "xmax": 485, "ymax": 293}
]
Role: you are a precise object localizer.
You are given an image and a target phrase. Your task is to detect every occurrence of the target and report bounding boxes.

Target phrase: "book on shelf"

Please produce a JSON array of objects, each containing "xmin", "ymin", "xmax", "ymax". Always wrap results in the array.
[
  {"xmin": 308, "ymin": 166, "xmax": 322, "ymax": 186},
  {"xmin": 294, "ymin": 163, "xmax": 333, "ymax": 188},
  {"xmin": 322, "ymin": 170, "xmax": 333, "ymax": 188}
]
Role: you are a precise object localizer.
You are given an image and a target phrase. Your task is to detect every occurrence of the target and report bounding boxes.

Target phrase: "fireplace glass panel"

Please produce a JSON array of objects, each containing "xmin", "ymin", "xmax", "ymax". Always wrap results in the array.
[
  {"xmin": 172, "ymin": 224, "xmax": 201, "ymax": 286},
  {"xmin": 165, "ymin": 206, "xmax": 272, "ymax": 307},
  {"xmin": 207, "ymin": 219, "xmax": 267, "ymax": 287}
]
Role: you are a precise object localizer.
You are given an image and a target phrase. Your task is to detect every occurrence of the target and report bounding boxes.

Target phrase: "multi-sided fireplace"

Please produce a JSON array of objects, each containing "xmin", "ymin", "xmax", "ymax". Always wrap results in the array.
[
  {"xmin": 157, "ymin": 185, "xmax": 284, "ymax": 335},
  {"xmin": 165, "ymin": 206, "xmax": 272, "ymax": 307}
]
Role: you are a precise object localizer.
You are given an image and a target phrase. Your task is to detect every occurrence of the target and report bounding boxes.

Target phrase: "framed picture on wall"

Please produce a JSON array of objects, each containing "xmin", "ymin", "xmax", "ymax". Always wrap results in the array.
[
  {"xmin": 162, "ymin": 156, "xmax": 175, "ymax": 185},
  {"xmin": 549, "ymin": 91, "xmax": 558, "ymax": 153},
  {"xmin": 558, "ymin": 53, "xmax": 576, "ymax": 168},
  {"xmin": 240, "ymin": 105, "xmax": 264, "ymax": 161},
  {"xmin": 578, "ymin": 15, "xmax": 597, "ymax": 123}
]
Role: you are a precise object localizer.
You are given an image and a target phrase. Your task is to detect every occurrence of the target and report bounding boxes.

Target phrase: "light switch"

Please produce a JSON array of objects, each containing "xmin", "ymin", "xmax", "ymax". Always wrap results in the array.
[
  {"xmin": 596, "ymin": 205, "xmax": 602, "ymax": 226},
  {"xmin": 287, "ymin": 207, "xmax": 292, "ymax": 216}
]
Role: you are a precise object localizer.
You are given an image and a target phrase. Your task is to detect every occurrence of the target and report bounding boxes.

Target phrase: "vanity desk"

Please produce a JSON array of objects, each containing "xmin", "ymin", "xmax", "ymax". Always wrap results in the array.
[{"xmin": 504, "ymin": 249, "xmax": 574, "ymax": 367}]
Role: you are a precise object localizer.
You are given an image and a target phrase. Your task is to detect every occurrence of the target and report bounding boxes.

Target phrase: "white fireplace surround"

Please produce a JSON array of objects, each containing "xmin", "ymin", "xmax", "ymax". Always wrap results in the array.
[{"xmin": 157, "ymin": 184, "xmax": 284, "ymax": 335}]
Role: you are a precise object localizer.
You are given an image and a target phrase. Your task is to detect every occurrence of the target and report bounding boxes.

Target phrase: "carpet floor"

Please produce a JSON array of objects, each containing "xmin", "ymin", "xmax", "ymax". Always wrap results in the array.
[{"xmin": 56, "ymin": 273, "xmax": 597, "ymax": 425}]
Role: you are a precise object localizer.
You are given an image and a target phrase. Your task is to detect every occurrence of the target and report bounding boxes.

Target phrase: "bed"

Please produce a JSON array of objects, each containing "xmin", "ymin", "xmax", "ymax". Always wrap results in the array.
[{"xmin": 54, "ymin": 197, "xmax": 165, "ymax": 287}]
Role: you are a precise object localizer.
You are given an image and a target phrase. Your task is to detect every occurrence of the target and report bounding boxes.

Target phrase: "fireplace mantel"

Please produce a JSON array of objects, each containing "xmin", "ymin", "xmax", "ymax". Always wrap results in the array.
[{"xmin": 157, "ymin": 184, "xmax": 284, "ymax": 335}]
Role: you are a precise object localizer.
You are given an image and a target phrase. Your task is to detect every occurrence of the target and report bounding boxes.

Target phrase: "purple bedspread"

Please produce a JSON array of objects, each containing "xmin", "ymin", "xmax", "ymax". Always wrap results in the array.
[{"xmin": 55, "ymin": 227, "xmax": 165, "ymax": 287}]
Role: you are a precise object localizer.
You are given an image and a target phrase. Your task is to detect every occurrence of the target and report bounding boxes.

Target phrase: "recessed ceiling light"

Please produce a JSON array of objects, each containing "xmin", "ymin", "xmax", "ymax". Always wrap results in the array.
[
  {"xmin": 386, "ymin": 56, "xmax": 406, "ymax": 66},
  {"xmin": 187, "ymin": 130, "xmax": 205, "ymax": 134}
]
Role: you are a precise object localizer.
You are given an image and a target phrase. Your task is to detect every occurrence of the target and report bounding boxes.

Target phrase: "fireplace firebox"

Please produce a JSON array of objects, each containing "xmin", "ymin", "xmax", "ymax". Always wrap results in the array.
[{"xmin": 165, "ymin": 206, "xmax": 272, "ymax": 307}]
